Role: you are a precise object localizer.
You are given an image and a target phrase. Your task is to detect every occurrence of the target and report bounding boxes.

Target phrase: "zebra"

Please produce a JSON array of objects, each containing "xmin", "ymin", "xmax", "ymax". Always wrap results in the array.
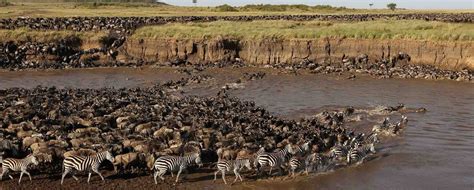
[
  {"xmin": 214, "ymin": 158, "xmax": 252, "ymax": 184},
  {"xmin": 288, "ymin": 156, "xmax": 304, "ymax": 177},
  {"xmin": 0, "ymin": 154, "xmax": 39, "ymax": 184},
  {"xmin": 347, "ymin": 143, "xmax": 376, "ymax": 164},
  {"xmin": 303, "ymin": 153, "xmax": 320, "ymax": 174},
  {"xmin": 329, "ymin": 142, "xmax": 350, "ymax": 162},
  {"xmin": 287, "ymin": 142, "xmax": 311, "ymax": 177},
  {"xmin": 153, "ymin": 152, "xmax": 202, "ymax": 184},
  {"xmin": 252, "ymin": 147, "xmax": 266, "ymax": 168},
  {"xmin": 365, "ymin": 132, "xmax": 380, "ymax": 144},
  {"xmin": 304, "ymin": 152, "xmax": 335, "ymax": 174},
  {"xmin": 372, "ymin": 117, "xmax": 391, "ymax": 133},
  {"xmin": 255, "ymin": 144, "xmax": 296, "ymax": 176},
  {"xmin": 373, "ymin": 116, "xmax": 408, "ymax": 136},
  {"xmin": 61, "ymin": 151, "xmax": 114, "ymax": 185}
]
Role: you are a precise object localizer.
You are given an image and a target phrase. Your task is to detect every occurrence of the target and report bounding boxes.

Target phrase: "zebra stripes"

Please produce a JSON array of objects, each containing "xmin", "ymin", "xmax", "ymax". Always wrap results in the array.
[
  {"xmin": 153, "ymin": 152, "xmax": 202, "ymax": 184},
  {"xmin": 372, "ymin": 116, "xmax": 408, "ymax": 136},
  {"xmin": 365, "ymin": 132, "xmax": 380, "ymax": 144},
  {"xmin": 61, "ymin": 151, "xmax": 114, "ymax": 185},
  {"xmin": 255, "ymin": 144, "xmax": 295, "ymax": 176},
  {"xmin": 214, "ymin": 158, "xmax": 251, "ymax": 184},
  {"xmin": 288, "ymin": 157, "xmax": 303, "ymax": 177},
  {"xmin": 0, "ymin": 155, "xmax": 38, "ymax": 184},
  {"xmin": 330, "ymin": 143, "xmax": 349, "ymax": 161},
  {"xmin": 287, "ymin": 142, "xmax": 311, "ymax": 177},
  {"xmin": 347, "ymin": 143, "xmax": 376, "ymax": 164}
]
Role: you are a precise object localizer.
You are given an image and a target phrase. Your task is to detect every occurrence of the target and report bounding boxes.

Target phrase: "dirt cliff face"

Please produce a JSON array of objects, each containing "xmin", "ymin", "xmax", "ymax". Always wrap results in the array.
[{"xmin": 122, "ymin": 38, "xmax": 474, "ymax": 70}]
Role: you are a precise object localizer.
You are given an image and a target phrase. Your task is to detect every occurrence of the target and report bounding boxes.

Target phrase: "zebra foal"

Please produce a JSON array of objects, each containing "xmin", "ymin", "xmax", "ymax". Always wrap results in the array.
[
  {"xmin": 61, "ymin": 151, "xmax": 114, "ymax": 185},
  {"xmin": 0, "ymin": 154, "xmax": 39, "ymax": 184},
  {"xmin": 214, "ymin": 158, "xmax": 252, "ymax": 184}
]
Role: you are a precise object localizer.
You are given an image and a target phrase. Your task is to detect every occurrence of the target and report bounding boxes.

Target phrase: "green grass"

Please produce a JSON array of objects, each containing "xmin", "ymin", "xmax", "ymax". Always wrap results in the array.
[
  {"xmin": 132, "ymin": 20, "xmax": 474, "ymax": 41},
  {"xmin": 0, "ymin": 28, "xmax": 107, "ymax": 43}
]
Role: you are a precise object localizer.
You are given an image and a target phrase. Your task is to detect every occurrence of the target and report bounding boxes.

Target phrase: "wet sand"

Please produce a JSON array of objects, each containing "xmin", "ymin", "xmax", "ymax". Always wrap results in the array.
[{"xmin": 0, "ymin": 67, "xmax": 473, "ymax": 189}]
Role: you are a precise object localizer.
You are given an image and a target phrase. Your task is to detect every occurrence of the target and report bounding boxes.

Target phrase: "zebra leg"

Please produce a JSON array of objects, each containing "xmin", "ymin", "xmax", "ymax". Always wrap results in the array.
[
  {"xmin": 170, "ymin": 171, "xmax": 174, "ymax": 177},
  {"xmin": 213, "ymin": 170, "xmax": 219, "ymax": 181},
  {"xmin": 232, "ymin": 168, "xmax": 240, "ymax": 183},
  {"xmin": 268, "ymin": 166, "xmax": 273, "ymax": 176},
  {"xmin": 0, "ymin": 168, "xmax": 6, "ymax": 180},
  {"xmin": 72, "ymin": 175, "xmax": 79, "ymax": 181},
  {"xmin": 87, "ymin": 172, "xmax": 92, "ymax": 184},
  {"xmin": 92, "ymin": 168, "xmax": 105, "ymax": 181},
  {"xmin": 18, "ymin": 171, "xmax": 24, "ymax": 184},
  {"xmin": 154, "ymin": 171, "xmax": 158, "ymax": 184},
  {"xmin": 159, "ymin": 170, "xmax": 166, "ymax": 181},
  {"xmin": 221, "ymin": 170, "xmax": 227, "ymax": 184},
  {"xmin": 61, "ymin": 170, "xmax": 68, "ymax": 185},
  {"xmin": 175, "ymin": 167, "xmax": 183, "ymax": 183},
  {"xmin": 24, "ymin": 170, "xmax": 32, "ymax": 181}
]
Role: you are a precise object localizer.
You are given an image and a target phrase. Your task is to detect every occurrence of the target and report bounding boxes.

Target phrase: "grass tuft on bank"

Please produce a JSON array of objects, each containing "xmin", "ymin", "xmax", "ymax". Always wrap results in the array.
[{"xmin": 132, "ymin": 20, "xmax": 474, "ymax": 41}]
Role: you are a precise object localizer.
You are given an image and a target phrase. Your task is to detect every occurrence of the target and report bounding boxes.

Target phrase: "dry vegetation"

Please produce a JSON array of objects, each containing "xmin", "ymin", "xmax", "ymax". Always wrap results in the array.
[
  {"xmin": 0, "ymin": 2, "xmax": 471, "ymax": 18},
  {"xmin": 132, "ymin": 20, "xmax": 474, "ymax": 41},
  {"xmin": 0, "ymin": 28, "xmax": 106, "ymax": 42}
]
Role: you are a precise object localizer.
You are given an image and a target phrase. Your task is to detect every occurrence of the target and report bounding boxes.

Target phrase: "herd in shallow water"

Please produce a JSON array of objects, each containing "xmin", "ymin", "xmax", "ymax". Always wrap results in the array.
[{"xmin": 0, "ymin": 77, "xmax": 421, "ymax": 185}]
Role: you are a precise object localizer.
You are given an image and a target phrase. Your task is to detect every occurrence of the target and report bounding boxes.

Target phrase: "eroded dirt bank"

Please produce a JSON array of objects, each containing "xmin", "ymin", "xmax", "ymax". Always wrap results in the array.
[{"xmin": 123, "ymin": 38, "xmax": 474, "ymax": 70}]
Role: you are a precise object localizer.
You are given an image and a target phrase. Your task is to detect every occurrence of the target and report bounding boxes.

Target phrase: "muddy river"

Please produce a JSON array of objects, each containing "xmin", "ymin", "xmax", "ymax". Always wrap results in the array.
[{"xmin": 0, "ymin": 67, "xmax": 473, "ymax": 189}]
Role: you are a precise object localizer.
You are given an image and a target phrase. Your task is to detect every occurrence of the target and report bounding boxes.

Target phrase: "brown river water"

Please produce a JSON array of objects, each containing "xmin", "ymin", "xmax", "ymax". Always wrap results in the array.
[{"xmin": 0, "ymin": 67, "xmax": 473, "ymax": 190}]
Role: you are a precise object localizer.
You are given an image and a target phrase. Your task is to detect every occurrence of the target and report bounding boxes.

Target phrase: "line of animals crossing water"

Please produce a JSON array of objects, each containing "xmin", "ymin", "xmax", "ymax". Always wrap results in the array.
[{"xmin": 0, "ymin": 115, "xmax": 409, "ymax": 185}]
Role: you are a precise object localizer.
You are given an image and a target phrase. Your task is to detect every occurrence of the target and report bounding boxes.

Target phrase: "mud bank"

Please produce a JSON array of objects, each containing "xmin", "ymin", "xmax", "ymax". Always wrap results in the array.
[{"xmin": 124, "ymin": 38, "xmax": 474, "ymax": 70}]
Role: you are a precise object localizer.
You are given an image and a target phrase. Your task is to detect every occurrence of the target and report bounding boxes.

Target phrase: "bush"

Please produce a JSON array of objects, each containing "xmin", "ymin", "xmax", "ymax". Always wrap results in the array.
[
  {"xmin": 215, "ymin": 4, "xmax": 238, "ymax": 12},
  {"xmin": 0, "ymin": 1, "xmax": 12, "ymax": 7},
  {"xmin": 387, "ymin": 3, "xmax": 397, "ymax": 11}
]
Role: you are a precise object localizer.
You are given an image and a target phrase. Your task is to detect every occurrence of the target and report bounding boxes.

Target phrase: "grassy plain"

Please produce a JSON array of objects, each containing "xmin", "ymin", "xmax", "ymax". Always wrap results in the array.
[{"xmin": 0, "ymin": 2, "xmax": 472, "ymax": 18}]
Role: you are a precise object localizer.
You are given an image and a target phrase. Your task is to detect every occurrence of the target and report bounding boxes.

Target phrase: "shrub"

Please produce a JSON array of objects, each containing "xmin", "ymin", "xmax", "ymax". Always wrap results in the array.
[{"xmin": 215, "ymin": 4, "xmax": 238, "ymax": 12}]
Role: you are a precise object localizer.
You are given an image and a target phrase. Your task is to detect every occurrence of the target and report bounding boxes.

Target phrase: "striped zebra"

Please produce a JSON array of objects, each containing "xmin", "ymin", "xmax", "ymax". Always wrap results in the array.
[
  {"xmin": 252, "ymin": 147, "xmax": 266, "ymax": 168},
  {"xmin": 303, "ymin": 153, "xmax": 319, "ymax": 174},
  {"xmin": 213, "ymin": 158, "xmax": 252, "ymax": 184},
  {"xmin": 61, "ymin": 151, "xmax": 114, "ymax": 185},
  {"xmin": 287, "ymin": 142, "xmax": 311, "ymax": 177},
  {"xmin": 288, "ymin": 156, "xmax": 303, "ymax": 177},
  {"xmin": 255, "ymin": 144, "xmax": 296, "ymax": 176},
  {"xmin": 365, "ymin": 132, "xmax": 380, "ymax": 144},
  {"xmin": 0, "ymin": 155, "xmax": 39, "ymax": 184},
  {"xmin": 347, "ymin": 143, "xmax": 376, "ymax": 164},
  {"xmin": 329, "ymin": 142, "xmax": 350, "ymax": 162},
  {"xmin": 304, "ymin": 152, "xmax": 335, "ymax": 174},
  {"xmin": 153, "ymin": 152, "xmax": 202, "ymax": 184}
]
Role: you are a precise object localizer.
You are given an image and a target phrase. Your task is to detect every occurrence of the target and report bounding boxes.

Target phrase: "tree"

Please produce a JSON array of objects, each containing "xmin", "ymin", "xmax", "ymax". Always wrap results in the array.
[
  {"xmin": 369, "ymin": 3, "xmax": 374, "ymax": 8},
  {"xmin": 193, "ymin": 0, "xmax": 197, "ymax": 4},
  {"xmin": 387, "ymin": 3, "xmax": 397, "ymax": 11}
]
